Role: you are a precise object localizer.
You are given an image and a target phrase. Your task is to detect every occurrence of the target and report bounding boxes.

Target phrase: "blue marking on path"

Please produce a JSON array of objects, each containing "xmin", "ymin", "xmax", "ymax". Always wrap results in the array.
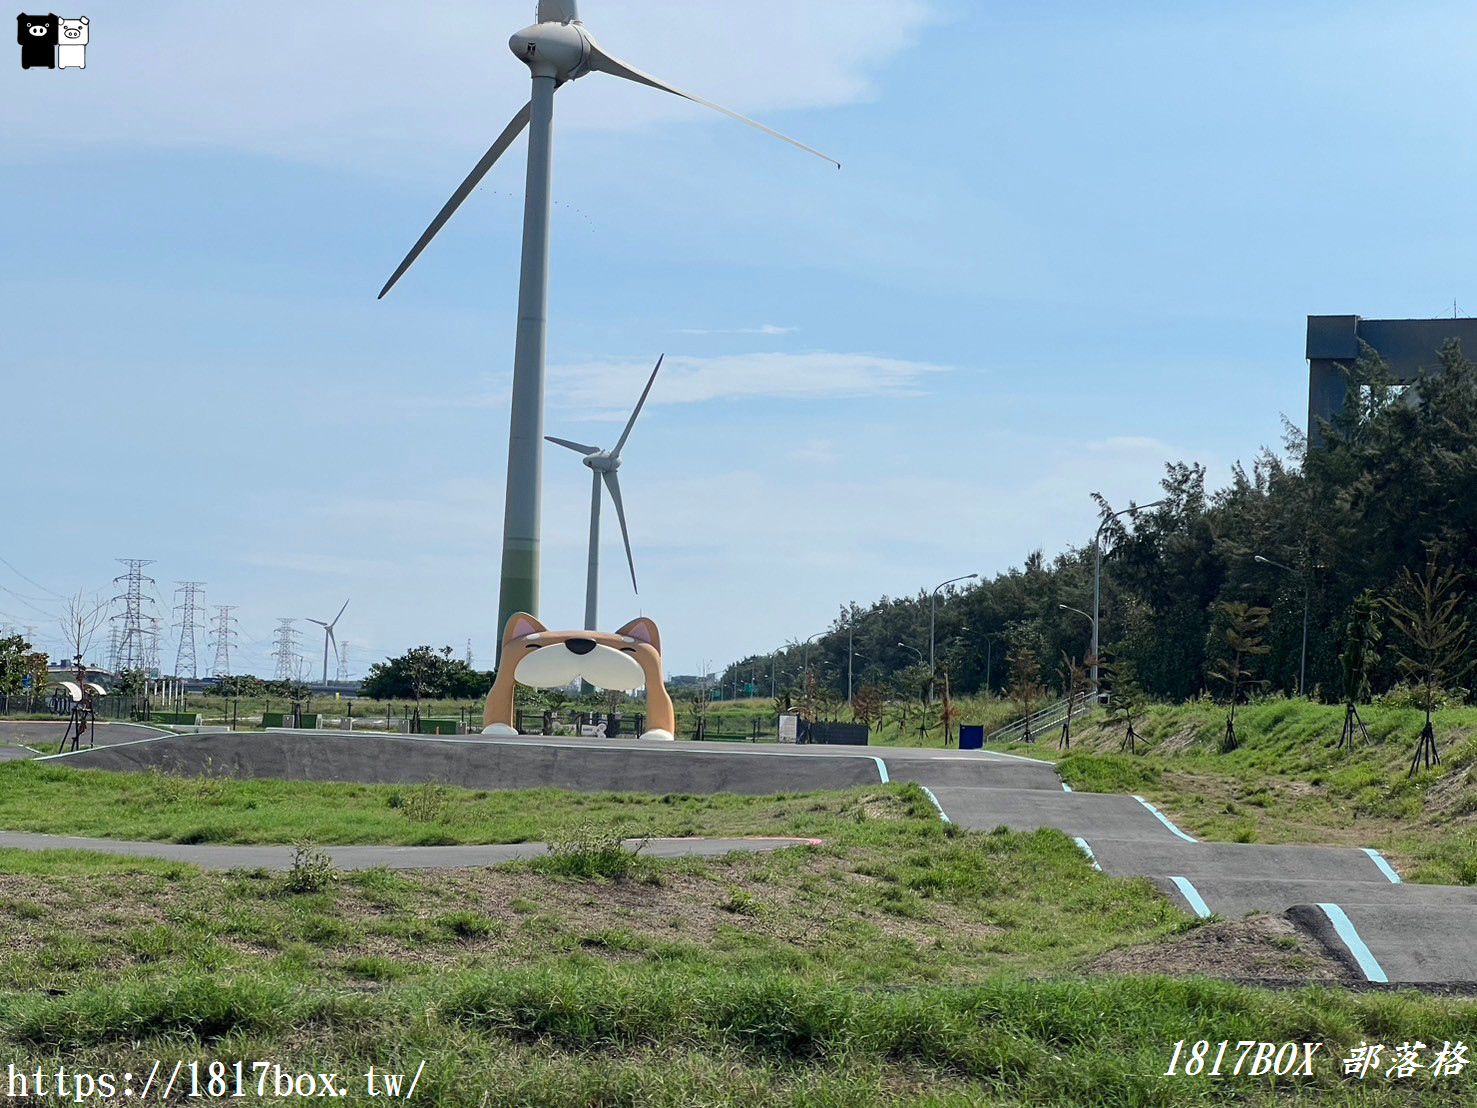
[
  {"xmin": 919, "ymin": 785, "xmax": 951, "ymax": 823},
  {"xmin": 872, "ymin": 757, "xmax": 889, "ymax": 783},
  {"xmin": 1132, "ymin": 795, "xmax": 1198, "ymax": 842},
  {"xmin": 1073, "ymin": 837, "xmax": 1101, "ymax": 871},
  {"xmin": 1319, "ymin": 903, "xmax": 1389, "ymax": 983},
  {"xmin": 1169, "ymin": 876, "xmax": 1212, "ymax": 918},
  {"xmin": 1362, "ymin": 848, "xmax": 1402, "ymax": 884}
]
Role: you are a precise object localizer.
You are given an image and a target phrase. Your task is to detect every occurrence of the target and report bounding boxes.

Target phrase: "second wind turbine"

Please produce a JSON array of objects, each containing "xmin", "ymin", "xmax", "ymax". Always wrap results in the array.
[{"xmin": 547, "ymin": 354, "xmax": 662, "ymax": 632}]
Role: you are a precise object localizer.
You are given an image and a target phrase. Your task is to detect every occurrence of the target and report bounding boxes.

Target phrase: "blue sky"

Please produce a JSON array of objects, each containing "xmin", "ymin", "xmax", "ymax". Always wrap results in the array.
[{"xmin": 5, "ymin": 1, "xmax": 1477, "ymax": 680}]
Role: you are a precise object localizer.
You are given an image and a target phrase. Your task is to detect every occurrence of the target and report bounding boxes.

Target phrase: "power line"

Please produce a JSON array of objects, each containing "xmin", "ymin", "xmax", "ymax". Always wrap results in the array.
[
  {"xmin": 0, "ymin": 581, "xmax": 60, "ymax": 619},
  {"xmin": 0, "ymin": 557, "xmax": 65, "ymax": 599}
]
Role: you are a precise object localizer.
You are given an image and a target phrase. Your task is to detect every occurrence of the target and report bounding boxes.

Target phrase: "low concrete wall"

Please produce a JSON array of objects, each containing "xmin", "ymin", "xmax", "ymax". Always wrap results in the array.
[{"xmin": 53, "ymin": 732, "xmax": 884, "ymax": 795}]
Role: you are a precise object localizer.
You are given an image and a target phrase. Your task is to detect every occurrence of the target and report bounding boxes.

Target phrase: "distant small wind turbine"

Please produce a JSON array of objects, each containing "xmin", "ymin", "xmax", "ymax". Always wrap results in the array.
[
  {"xmin": 306, "ymin": 599, "xmax": 349, "ymax": 686},
  {"xmin": 547, "ymin": 354, "xmax": 663, "ymax": 632},
  {"xmin": 377, "ymin": 0, "xmax": 837, "ymax": 656}
]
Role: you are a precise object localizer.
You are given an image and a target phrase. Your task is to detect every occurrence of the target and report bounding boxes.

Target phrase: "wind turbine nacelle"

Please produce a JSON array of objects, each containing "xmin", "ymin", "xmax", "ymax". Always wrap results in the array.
[{"xmin": 510, "ymin": 22, "xmax": 591, "ymax": 81}]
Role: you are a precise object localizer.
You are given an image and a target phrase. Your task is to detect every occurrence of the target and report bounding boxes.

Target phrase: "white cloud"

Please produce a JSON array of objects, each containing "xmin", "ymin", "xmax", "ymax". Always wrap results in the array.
[
  {"xmin": 786, "ymin": 439, "xmax": 839, "ymax": 465},
  {"xmin": 1, "ymin": 1, "xmax": 937, "ymax": 174},
  {"xmin": 676, "ymin": 324, "xmax": 798, "ymax": 336},
  {"xmin": 542, "ymin": 351, "xmax": 952, "ymax": 416}
]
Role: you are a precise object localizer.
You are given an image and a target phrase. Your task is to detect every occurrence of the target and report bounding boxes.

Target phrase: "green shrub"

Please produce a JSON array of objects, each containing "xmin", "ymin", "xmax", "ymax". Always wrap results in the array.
[
  {"xmin": 282, "ymin": 846, "xmax": 337, "ymax": 894},
  {"xmin": 531, "ymin": 821, "xmax": 647, "ymax": 880}
]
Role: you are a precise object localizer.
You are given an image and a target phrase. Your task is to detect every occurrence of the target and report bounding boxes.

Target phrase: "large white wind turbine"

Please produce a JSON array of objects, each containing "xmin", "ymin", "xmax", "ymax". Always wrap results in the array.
[
  {"xmin": 306, "ymin": 599, "xmax": 348, "ymax": 686},
  {"xmin": 378, "ymin": 0, "xmax": 838, "ymax": 655},
  {"xmin": 547, "ymin": 353, "xmax": 663, "ymax": 633}
]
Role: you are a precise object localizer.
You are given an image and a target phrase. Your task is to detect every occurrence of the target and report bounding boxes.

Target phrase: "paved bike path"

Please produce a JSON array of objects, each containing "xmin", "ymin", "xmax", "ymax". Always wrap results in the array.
[{"xmin": 912, "ymin": 751, "xmax": 1474, "ymax": 985}]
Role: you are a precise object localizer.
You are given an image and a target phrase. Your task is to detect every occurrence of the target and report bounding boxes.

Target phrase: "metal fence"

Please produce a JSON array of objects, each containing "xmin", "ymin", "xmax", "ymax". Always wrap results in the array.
[
  {"xmin": 987, "ymin": 692, "xmax": 1098, "ymax": 744},
  {"xmin": 0, "ymin": 692, "xmax": 148, "ymax": 721}
]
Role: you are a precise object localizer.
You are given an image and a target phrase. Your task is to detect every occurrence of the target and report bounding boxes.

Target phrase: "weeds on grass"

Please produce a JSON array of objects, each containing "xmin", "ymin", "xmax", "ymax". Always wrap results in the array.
[
  {"xmin": 395, "ymin": 783, "xmax": 449, "ymax": 823},
  {"xmin": 532, "ymin": 822, "xmax": 648, "ymax": 880},
  {"xmin": 720, "ymin": 887, "xmax": 762, "ymax": 916},
  {"xmin": 282, "ymin": 846, "xmax": 338, "ymax": 894}
]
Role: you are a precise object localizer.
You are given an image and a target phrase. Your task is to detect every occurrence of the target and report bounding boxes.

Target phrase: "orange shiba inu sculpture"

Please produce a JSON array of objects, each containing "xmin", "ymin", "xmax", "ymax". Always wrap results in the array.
[{"xmin": 482, "ymin": 613, "xmax": 676, "ymax": 740}]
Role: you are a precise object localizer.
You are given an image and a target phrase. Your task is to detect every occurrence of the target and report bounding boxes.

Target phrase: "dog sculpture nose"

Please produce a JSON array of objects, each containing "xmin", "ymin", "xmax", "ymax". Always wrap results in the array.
[{"xmin": 566, "ymin": 638, "xmax": 596, "ymax": 655}]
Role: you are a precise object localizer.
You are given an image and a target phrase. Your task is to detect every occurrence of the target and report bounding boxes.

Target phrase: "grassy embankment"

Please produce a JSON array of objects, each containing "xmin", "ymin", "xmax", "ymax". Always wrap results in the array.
[
  {"xmin": 1, "ymin": 789, "xmax": 1475, "ymax": 1105},
  {"xmin": 984, "ymin": 699, "xmax": 1477, "ymax": 886}
]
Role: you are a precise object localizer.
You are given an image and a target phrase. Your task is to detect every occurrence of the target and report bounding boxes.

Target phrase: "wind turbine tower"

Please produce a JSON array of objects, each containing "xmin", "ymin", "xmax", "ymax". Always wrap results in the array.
[
  {"xmin": 378, "ymin": 0, "xmax": 837, "ymax": 655},
  {"xmin": 306, "ymin": 600, "xmax": 349, "ymax": 686},
  {"xmin": 546, "ymin": 354, "xmax": 663, "ymax": 632}
]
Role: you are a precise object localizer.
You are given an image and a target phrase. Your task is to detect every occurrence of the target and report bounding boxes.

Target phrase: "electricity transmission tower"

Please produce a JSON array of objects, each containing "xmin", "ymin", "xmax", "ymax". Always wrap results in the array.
[
  {"xmin": 145, "ymin": 618, "xmax": 162, "ymax": 675},
  {"xmin": 111, "ymin": 558, "xmax": 156, "ymax": 671},
  {"xmin": 107, "ymin": 625, "xmax": 122, "ymax": 672},
  {"xmin": 173, "ymin": 582, "xmax": 206, "ymax": 679},
  {"xmin": 336, "ymin": 641, "xmax": 350, "ymax": 682},
  {"xmin": 209, "ymin": 606, "xmax": 238, "ymax": 677},
  {"xmin": 272, "ymin": 619, "xmax": 302, "ymax": 681}
]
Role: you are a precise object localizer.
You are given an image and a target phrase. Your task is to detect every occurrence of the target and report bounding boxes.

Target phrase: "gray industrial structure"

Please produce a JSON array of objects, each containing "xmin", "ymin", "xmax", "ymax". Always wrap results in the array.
[{"xmin": 1306, "ymin": 314, "xmax": 1477, "ymax": 446}]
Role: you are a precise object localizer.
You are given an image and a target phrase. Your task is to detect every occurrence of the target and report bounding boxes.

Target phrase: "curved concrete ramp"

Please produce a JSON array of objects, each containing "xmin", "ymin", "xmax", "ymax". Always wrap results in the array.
[
  {"xmin": 46, "ymin": 731, "xmax": 884, "ymax": 795},
  {"xmin": 1152, "ymin": 875, "xmax": 1477, "ymax": 919}
]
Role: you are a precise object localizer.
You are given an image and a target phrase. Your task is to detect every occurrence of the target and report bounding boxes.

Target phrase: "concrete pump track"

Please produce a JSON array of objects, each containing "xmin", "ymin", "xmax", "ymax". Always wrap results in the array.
[{"xmin": 8, "ymin": 725, "xmax": 1475, "ymax": 986}]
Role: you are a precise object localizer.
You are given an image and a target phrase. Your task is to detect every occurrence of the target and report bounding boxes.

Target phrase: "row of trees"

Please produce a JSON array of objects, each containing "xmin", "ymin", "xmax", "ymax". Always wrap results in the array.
[
  {"xmin": 723, "ymin": 339, "xmax": 1477, "ymax": 714},
  {"xmin": 0, "ymin": 634, "xmax": 49, "ymax": 696}
]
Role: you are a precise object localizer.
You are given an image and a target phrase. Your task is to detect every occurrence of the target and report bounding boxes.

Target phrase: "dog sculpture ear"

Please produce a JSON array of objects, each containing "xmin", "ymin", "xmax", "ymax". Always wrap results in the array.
[
  {"xmin": 502, "ymin": 612, "xmax": 547, "ymax": 647},
  {"xmin": 614, "ymin": 617, "xmax": 661, "ymax": 653}
]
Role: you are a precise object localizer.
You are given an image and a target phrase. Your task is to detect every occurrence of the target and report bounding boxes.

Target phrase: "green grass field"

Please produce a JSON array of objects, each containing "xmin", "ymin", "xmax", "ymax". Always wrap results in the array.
[
  {"xmin": 6, "ymin": 704, "xmax": 1477, "ymax": 1102},
  {"xmin": 1, "ymin": 792, "xmax": 1474, "ymax": 1106},
  {"xmin": 0, "ymin": 763, "xmax": 943, "ymax": 846}
]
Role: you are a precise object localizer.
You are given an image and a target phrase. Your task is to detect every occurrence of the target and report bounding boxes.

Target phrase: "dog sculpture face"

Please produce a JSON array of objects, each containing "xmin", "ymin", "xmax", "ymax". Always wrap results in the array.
[{"xmin": 482, "ymin": 613, "xmax": 676, "ymax": 740}]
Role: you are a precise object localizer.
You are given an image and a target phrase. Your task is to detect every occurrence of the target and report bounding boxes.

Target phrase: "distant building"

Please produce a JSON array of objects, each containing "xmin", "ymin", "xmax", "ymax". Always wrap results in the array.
[{"xmin": 1307, "ymin": 314, "xmax": 1477, "ymax": 446}]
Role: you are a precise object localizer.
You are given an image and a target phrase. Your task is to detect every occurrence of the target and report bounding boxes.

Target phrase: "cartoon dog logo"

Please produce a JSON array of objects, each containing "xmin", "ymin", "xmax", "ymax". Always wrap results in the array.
[
  {"xmin": 483, "ymin": 613, "xmax": 676, "ymax": 741},
  {"xmin": 17, "ymin": 13, "xmax": 58, "ymax": 69},
  {"xmin": 56, "ymin": 15, "xmax": 85, "ymax": 68}
]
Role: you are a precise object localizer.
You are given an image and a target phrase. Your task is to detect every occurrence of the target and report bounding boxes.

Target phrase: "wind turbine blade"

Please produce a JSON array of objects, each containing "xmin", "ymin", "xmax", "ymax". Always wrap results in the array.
[
  {"xmin": 306, "ymin": 619, "xmax": 328, "ymax": 628},
  {"xmin": 584, "ymin": 45, "xmax": 840, "ymax": 169},
  {"xmin": 602, "ymin": 471, "xmax": 638, "ymax": 593},
  {"xmin": 378, "ymin": 101, "xmax": 534, "ymax": 299},
  {"xmin": 545, "ymin": 436, "xmax": 601, "ymax": 455},
  {"xmin": 611, "ymin": 354, "xmax": 663, "ymax": 458},
  {"xmin": 538, "ymin": 0, "xmax": 579, "ymax": 21},
  {"xmin": 327, "ymin": 627, "xmax": 340, "ymax": 664},
  {"xmin": 331, "ymin": 598, "xmax": 349, "ymax": 628}
]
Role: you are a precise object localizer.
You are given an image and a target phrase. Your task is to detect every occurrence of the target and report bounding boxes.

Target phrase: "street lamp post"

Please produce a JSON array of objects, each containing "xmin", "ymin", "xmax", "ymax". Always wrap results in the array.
[
  {"xmin": 846, "ymin": 604, "xmax": 863, "ymax": 705},
  {"xmin": 1255, "ymin": 555, "xmax": 1309, "ymax": 698},
  {"xmin": 929, "ymin": 573, "xmax": 978, "ymax": 703},
  {"xmin": 1091, "ymin": 499, "xmax": 1167, "ymax": 691},
  {"xmin": 789, "ymin": 631, "xmax": 825, "ymax": 693},
  {"xmin": 982, "ymin": 631, "xmax": 1004, "ymax": 696}
]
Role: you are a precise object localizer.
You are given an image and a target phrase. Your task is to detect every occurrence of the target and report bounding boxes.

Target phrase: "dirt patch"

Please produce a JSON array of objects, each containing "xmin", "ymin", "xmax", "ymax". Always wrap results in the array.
[{"xmin": 1086, "ymin": 912, "xmax": 1356, "ymax": 984}]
